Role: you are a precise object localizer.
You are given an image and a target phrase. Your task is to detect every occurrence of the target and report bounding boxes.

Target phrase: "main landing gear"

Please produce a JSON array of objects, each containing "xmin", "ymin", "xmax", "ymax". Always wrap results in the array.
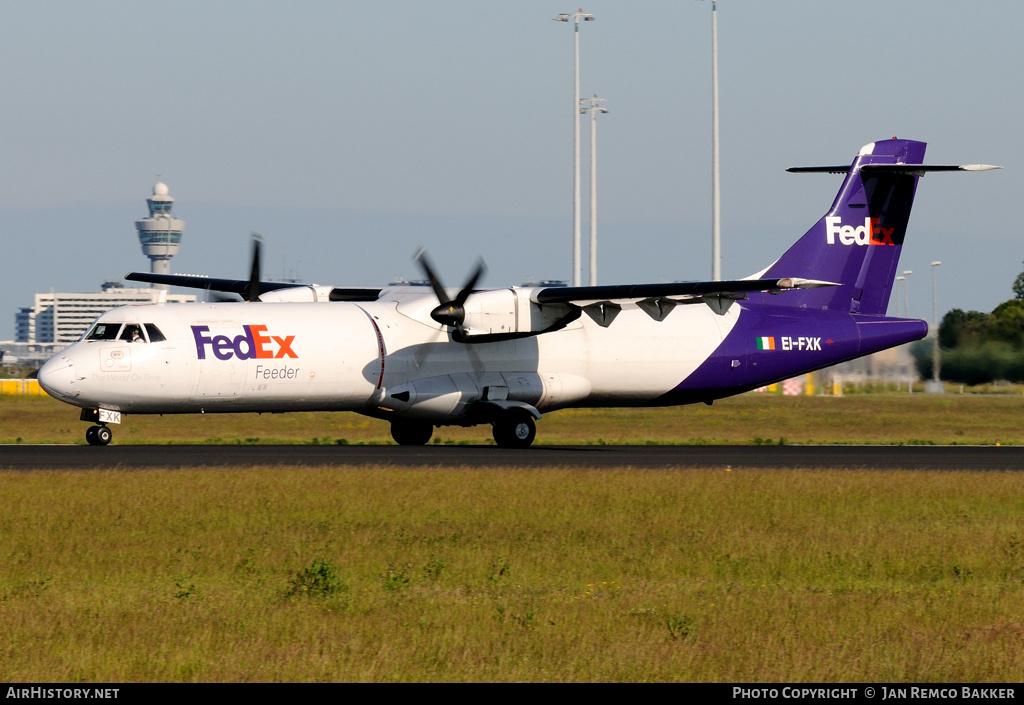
[
  {"xmin": 390, "ymin": 419, "xmax": 434, "ymax": 446},
  {"xmin": 85, "ymin": 425, "xmax": 112, "ymax": 446},
  {"xmin": 492, "ymin": 412, "xmax": 536, "ymax": 449},
  {"xmin": 388, "ymin": 411, "xmax": 538, "ymax": 449}
]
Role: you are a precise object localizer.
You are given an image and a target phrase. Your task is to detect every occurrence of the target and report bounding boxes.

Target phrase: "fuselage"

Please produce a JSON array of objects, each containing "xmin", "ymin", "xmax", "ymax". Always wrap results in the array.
[{"xmin": 38, "ymin": 285, "xmax": 927, "ymax": 424}]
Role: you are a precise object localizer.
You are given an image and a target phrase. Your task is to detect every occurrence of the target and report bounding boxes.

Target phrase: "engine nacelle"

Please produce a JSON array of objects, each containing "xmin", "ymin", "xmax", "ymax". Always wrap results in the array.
[
  {"xmin": 461, "ymin": 288, "xmax": 578, "ymax": 337},
  {"xmin": 258, "ymin": 285, "xmax": 335, "ymax": 303}
]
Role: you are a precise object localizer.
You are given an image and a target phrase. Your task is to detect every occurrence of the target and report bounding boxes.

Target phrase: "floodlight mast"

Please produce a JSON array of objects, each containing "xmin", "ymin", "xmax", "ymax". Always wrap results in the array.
[
  {"xmin": 902, "ymin": 270, "xmax": 913, "ymax": 317},
  {"xmin": 583, "ymin": 95, "xmax": 608, "ymax": 286},
  {"xmin": 711, "ymin": 0, "xmax": 721, "ymax": 281},
  {"xmin": 697, "ymin": 0, "xmax": 722, "ymax": 280},
  {"xmin": 554, "ymin": 10, "xmax": 595, "ymax": 287},
  {"xmin": 931, "ymin": 261, "xmax": 942, "ymax": 389}
]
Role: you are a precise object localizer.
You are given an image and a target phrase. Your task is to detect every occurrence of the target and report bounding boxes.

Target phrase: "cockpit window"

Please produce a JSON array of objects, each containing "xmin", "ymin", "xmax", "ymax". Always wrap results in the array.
[
  {"xmin": 86, "ymin": 322, "xmax": 164, "ymax": 343},
  {"xmin": 144, "ymin": 324, "xmax": 166, "ymax": 343},
  {"xmin": 120, "ymin": 324, "xmax": 144, "ymax": 342},
  {"xmin": 86, "ymin": 323, "xmax": 123, "ymax": 340}
]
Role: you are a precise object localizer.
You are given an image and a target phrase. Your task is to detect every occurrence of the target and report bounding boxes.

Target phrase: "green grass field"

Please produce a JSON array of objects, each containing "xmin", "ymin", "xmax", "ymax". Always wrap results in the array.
[
  {"xmin": 3, "ymin": 391, "xmax": 1024, "ymax": 445},
  {"xmin": 3, "ymin": 467, "xmax": 1024, "ymax": 682},
  {"xmin": 3, "ymin": 393, "xmax": 1024, "ymax": 682}
]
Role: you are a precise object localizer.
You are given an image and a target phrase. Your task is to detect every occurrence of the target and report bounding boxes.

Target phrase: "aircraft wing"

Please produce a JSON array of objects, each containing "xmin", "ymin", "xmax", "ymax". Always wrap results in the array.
[
  {"xmin": 533, "ymin": 277, "xmax": 835, "ymax": 305},
  {"xmin": 125, "ymin": 272, "xmax": 297, "ymax": 296},
  {"xmin": 530, "ymin": 277, "xmax": 836, "ymax": 324},
  {"xmin": 124, "ymin": 272, "xmax": 382, "ymax": 302}
]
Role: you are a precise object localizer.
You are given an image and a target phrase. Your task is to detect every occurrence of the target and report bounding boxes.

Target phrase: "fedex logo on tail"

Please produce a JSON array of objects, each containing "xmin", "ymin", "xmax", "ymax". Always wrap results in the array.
[
  {"xmin": 825, "ymin": 217, "xmax": 896, "ymax": 246},
  {"xmin": 192, "ymin": 325, "xmax": 297, "ymax": 361}
]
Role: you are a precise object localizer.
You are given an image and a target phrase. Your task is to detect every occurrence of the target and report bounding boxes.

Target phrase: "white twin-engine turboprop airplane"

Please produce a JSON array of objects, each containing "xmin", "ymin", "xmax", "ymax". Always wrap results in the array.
[{"xmin": 39, "ymin": 139, "xmax": 998, "ymax": 447}]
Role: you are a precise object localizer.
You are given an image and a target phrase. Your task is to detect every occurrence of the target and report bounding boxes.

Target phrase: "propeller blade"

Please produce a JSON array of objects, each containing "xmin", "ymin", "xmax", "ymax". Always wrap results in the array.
[
  {"xmin": 453, "ymin": 259, "xmax": 486, "ymax": 307},
  {"xmin": 413, "ymin": 248, "xmax": 451, "ymax": 306},
  {"xmin": 246, "ymin": 233, "xmax": 263, "ymax": 302},
  {"xmin": 412, "ymin": 248, "xmax": 487, "ymax": 333}
]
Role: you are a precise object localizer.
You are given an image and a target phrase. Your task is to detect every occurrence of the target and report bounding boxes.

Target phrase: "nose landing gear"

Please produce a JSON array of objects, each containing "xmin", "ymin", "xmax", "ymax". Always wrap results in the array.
[
  {"xmin": 85, "ymin": 425, "xmax": 112, "ymax": 446},
  {"xmin": 80, "ymin": 408, "xmax": 118, "ymax": 446}
]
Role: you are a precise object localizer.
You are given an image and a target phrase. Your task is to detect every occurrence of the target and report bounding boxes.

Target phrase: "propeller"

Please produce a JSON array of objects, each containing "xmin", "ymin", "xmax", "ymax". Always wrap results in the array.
[
  {"xmin": 244, "ymin": 233, "xmax": 263, "ymax": 302},
  {"xmin": 414, "ymin": 248, "xmax": 486, "ymax": 342}
]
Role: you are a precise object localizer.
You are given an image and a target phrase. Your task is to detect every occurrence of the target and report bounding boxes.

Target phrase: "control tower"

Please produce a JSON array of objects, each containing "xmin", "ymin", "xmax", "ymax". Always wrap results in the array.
[{"xmin": 134, "ymin": 182, "xmax": 185, "ymax": 290}]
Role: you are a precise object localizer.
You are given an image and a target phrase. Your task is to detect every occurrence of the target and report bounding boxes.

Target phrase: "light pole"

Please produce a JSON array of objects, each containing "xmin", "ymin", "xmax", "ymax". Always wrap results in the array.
[
  {"xmin": 895, "ymin": 276, "xmax": 906, "ymax": 317},
  {"xmin": 554, "ymin": 10, "xmax": 595, "ymax": 287},
  {"xmin": 929, "ymin": 261, "xmax": 943, "ymax": 393},
  {"xmin": 696, "ymin": 0, "xmax": 722, "ymax": 279},
  {"xmin": 711, "ymin": 0, "xmax": 721, "ymax": 281},
  {"xmin": 903, "ymin": 269, "xmax": 915, "ymax": 393},
  {"xmin": 583, "ymin": 95, "xmax": 608, "ymax": 286},
  {"xmin": 902, "ymin": 270, "xmax": 913, "ymax": 317}
]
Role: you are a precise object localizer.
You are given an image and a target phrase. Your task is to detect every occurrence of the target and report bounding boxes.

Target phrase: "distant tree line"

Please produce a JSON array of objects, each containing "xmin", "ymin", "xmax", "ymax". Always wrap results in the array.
[{"xmin": 913, "ymin": 262, "xmax": 1024, "ymax": 384}]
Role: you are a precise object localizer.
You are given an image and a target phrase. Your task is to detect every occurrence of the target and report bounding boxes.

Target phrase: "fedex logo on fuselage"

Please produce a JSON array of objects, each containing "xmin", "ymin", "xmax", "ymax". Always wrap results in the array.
[
  {"xmin": 825, "ymin": 217, "xmax": 896, "ymax": 246},
  {"xmin": 191, "ymin": 325, "xmax": 297, "ymax": 361}
]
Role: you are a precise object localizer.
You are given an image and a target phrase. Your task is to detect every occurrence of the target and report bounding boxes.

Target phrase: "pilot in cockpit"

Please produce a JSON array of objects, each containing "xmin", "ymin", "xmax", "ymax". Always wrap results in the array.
[{"xmin": 121, "ymin": 324, "xmax": 143, "ymax": 343}]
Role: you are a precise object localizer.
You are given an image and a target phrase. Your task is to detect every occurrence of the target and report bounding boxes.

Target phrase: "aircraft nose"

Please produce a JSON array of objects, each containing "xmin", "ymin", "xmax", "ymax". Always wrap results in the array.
[{"xmin": 38, "ymin": 353, "xmax": 77, "ymax": 400}]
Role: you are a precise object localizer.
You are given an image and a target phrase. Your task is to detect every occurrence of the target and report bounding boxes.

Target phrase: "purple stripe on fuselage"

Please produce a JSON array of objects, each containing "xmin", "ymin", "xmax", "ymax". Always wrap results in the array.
[{"xmin": 657, "ymin": 304, "xmax": 927, "ymax": 405}]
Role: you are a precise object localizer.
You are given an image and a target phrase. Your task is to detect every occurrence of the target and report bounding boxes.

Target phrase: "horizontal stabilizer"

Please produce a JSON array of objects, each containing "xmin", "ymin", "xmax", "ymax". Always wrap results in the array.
[
  {"xmin": 788, "ymin": 164, "xmax": 1002, "ymax": 174},
  {"xmin": 786, "ymin": 165, "xmax": 851, "ymax": 174}
]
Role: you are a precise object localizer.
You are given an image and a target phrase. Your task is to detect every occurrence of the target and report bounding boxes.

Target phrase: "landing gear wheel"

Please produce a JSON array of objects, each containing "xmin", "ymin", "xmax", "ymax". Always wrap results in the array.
[
  {"xmin": 493, "ymin": 413, "xmax": 536, "ymax": 449},
  {"xmin": 390, "ymin": 420, "xmax": 433, "ymax": 446},
  {"xmin": 86, "ymin": 425, "xmax": 112, "ymax": 446}
]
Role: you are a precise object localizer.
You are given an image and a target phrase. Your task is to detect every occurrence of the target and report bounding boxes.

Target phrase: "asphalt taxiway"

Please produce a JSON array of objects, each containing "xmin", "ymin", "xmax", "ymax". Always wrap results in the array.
[{"xmin": 1, "ymin": 444, "xmax": 1022, "ymax": 471}]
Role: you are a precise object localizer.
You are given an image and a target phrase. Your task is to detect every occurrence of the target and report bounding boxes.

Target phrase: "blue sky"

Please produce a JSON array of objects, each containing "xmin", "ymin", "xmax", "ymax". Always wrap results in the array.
[{"xmin": 1, "ymin": 1, "xmax": 1020, "ymax": 339}]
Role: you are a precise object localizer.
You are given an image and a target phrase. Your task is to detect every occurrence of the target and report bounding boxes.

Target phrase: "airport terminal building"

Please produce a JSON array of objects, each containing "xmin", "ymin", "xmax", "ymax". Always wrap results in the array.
[{"xmin": 15, "ymin": 281, "xmax": 194, "ymax": 346}]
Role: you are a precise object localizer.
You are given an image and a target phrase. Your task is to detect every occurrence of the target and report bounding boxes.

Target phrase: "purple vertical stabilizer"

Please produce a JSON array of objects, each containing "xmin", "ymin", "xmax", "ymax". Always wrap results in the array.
[{"xmin": 749, "ymin": 138, "xmax": 927, "ymax": 315}]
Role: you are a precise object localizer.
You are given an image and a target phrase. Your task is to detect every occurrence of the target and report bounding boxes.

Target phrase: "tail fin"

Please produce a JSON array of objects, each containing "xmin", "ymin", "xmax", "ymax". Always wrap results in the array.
[{"xmin": 757, "ymin": 138, "xmax": 927, "ymax": 315}]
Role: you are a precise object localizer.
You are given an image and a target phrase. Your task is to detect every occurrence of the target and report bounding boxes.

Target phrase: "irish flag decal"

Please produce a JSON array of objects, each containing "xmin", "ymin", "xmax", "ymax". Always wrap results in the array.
[{"xmin": 756, "ymin": 336, "xmax": 776, "ymax": 351}]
